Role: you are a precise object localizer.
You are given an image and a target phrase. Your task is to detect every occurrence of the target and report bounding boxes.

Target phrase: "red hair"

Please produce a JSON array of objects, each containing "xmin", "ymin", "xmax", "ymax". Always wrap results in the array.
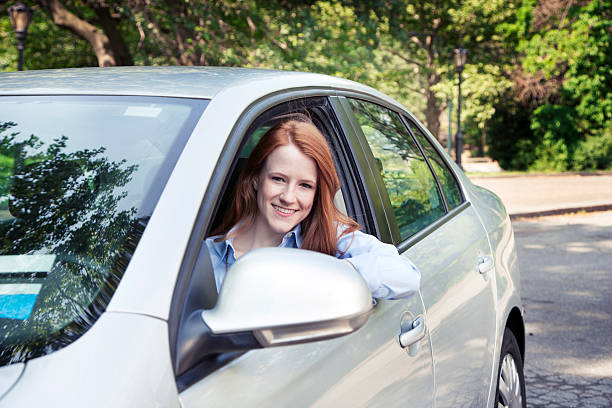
[{"xmin": 214, "ymin": 119, "xmax": 360, "ymax": 256}]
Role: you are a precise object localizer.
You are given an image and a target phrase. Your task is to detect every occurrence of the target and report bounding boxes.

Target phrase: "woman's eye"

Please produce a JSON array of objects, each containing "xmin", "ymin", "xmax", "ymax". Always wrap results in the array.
[
  {"xmin": 300, "ymin": 183, "xmax": 313, "ymax": 189},
  {"xmin": 271, "ymin": 176, "xmax": 284, "ymax": 182}
]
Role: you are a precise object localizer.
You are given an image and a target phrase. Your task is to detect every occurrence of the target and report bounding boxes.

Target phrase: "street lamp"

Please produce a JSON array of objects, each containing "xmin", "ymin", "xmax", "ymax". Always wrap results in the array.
[
  {"xmin": 453, "ymin": 47, "xmax": 467, "ymax": 169},
  {"xmin": 8, "ymin": 2, "xmax": 33, "ymax": 71}
]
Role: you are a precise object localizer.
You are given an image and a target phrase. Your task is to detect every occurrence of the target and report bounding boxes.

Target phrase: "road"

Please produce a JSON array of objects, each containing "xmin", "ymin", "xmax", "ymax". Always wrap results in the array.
[
  {"xmin": 512, "ymin": 211, "xmax": 612, "ymax": 407},
  {"xmin": 471, "ymin": 173, "xmax": 612, "ymax": 216}
]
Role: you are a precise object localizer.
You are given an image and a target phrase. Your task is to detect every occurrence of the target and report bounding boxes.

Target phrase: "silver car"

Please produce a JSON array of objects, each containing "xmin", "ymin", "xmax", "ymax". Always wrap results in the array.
[{"xmin": 0, "ymin": 67, "xmax": 525, "ymax": 407}]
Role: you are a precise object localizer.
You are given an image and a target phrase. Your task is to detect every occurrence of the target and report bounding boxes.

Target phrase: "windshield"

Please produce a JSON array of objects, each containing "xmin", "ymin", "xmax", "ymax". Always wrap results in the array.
[{"xmin": 0, "ymin": 95, "xmax": 207, "ymax": 365}]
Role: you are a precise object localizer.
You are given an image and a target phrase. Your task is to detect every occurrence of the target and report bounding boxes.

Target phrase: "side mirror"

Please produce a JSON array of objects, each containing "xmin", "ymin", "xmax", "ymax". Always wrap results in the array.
[{"xmin": 176, "ymin": 247, "xmax": 372, "ymax": 375}]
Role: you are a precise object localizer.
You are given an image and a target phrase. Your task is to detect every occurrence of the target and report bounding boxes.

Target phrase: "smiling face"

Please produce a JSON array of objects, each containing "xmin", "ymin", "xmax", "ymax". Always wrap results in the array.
[{"xmin": 254, "ymin": 143, "xmax": 318, "ymax": 241}]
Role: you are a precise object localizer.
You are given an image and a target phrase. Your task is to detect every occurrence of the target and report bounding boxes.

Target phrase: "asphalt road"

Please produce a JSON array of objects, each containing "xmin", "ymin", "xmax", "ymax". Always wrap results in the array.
[{"xmin": 512, "ymin": 211, "xmax": 612, "ymax": 407}]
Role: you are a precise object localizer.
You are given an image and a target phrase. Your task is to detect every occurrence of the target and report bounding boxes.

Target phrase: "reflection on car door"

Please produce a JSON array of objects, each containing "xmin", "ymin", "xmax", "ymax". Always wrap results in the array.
[
  {"xmin": 403, "ymin": 120, "xmax": 497, "ymax": 407},
  {"xmin": 179, "ymin": 96, "xmax": 435, "ymax": 407}
]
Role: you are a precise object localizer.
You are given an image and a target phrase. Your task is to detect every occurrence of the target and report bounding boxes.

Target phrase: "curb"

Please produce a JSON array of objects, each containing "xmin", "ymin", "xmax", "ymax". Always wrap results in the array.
[
  {"xmin": 469, "ymin": 171, "xmax": 612, "ymax": 180},
  {"xmin": 509, "ymin": 204, "xmax": 612, "ymax": 220}
]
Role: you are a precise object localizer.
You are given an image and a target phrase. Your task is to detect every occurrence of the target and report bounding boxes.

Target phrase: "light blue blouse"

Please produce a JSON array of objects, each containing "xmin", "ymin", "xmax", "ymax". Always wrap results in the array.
[{"xmin": 205, "ymin": 224, "xmax": 420, "ymax": 300}]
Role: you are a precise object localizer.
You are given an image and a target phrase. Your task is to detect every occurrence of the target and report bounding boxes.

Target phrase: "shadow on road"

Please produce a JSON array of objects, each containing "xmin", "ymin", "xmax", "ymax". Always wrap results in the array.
[{"xmin": 512, "ymin": 212, "xmax": 612, "ymax": 407}]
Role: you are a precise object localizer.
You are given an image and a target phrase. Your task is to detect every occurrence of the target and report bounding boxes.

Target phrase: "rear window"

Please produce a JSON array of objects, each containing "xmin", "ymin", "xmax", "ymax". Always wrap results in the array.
[{"xmin": 0, "ymin": 95, "xmax": 207, "ymax": 365}]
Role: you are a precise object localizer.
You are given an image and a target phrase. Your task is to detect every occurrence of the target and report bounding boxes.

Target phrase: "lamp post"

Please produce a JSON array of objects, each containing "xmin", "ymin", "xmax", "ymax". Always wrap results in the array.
[
  {"xmin": 453, "ymin": 47, "xmax": 467, "ymax": 169},
  {"xmin": 8, "ymin": 2, "xmax": 33, "ymax": 71}
]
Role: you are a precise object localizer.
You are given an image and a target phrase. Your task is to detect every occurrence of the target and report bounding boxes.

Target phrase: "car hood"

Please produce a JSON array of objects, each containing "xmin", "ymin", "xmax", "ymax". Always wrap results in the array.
[{"xmin": 0, "ymin": 363, "xmax": 24, "ymax": 400}]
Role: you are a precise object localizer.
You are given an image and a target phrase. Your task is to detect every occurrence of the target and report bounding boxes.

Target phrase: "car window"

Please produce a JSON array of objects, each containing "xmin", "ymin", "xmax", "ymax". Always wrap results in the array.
[
  {"xmin": 346, "ymin": 98, "xmax": 445, "ymax": 241},
  {"xmin": 404, "ymin": 118, "xmax": 463, "ymax": 210},
  {"xmin": 0, "ymin": 95, "xmax": 207, "ymax": 366},
  {"xmin": 174, "ymin": 99, "xmax": 360, "ymax": 387}
]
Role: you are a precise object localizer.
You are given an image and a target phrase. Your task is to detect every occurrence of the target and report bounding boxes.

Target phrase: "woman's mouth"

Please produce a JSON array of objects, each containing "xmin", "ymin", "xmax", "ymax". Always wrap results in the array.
[{"xmin": 272, "ymin": 204, "xmax": 297, "ymax": 216}]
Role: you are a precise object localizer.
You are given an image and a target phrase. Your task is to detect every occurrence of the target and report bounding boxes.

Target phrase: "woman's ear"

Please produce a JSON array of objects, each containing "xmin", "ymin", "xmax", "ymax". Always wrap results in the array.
[{"xmin": 251, "ymin": 174, "xmax": 258, "ymax": 191}]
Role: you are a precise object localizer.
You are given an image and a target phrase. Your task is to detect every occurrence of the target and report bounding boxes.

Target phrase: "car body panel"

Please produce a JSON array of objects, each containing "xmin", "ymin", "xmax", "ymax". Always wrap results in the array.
[
  {"xmin": 395, "ymin": 123, "xmax": 522, "ymax": 407},
  {"xmin": 0, "ymin": 312, "xmax": 177, "ymax": 408},
  {"xmin": 0, "ymin": 363, "xmax": 23, "ymax": 400},
  {"xmin": 466, "ymin": 180, "xmax": 523, "ymax": 406},
  {"xmin": 406, "ymin": 204, "xmax": 497, "ymax": 407},
  {"xmin": 180, "ymin": 294, "xmax": 434, "ymax": 408}
]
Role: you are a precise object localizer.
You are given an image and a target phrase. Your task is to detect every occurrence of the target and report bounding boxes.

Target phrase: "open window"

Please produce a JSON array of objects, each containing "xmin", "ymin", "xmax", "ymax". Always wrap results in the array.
[
  {"xmin": 209, "ymin": 98, "xmax": 357, "ymax": 234},
  {"xmin": 171, "ymin": 95, "xmax": 372, "ymax": 390}
]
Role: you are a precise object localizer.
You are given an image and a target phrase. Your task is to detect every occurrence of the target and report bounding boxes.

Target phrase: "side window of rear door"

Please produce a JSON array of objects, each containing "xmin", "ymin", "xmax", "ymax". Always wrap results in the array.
[
  {"xmin": 346, "ymin": 98, "xmax": 445, "ymax": 241},
  {"xmin": 404, "ymin": 118, "xmax": 463, "ymax": 210}
]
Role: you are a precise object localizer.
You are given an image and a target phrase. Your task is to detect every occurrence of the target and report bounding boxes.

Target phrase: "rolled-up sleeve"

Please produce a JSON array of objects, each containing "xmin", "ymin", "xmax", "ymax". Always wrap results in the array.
[{"xmin": 336, "ymin": 230, "xmax": 420, "ymax": 300}]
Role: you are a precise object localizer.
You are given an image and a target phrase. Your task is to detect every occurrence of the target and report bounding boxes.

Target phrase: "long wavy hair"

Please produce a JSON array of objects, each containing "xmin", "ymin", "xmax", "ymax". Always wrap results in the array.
[{"xmin": 213, "ymin": 118, "xmax": 360, "ymax": 256}]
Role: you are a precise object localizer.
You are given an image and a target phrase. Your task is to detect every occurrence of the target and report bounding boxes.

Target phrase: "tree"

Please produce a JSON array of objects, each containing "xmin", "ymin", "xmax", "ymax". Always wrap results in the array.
[
  {"xmin": 0, "ymin": 2, "xmax": 97, "ymax": 70},
  {"xmin": 488, "ymin": 0, "xmax": 612, "ymax": 170},
  {"xmin": 1, "ymin": 0, "xmax": 323, "ymax": 69},
  {"xmin": 37, "ymin": 0, "xmax": 133, "ymax": 66},
  {"xmin": 342, "ymin": 0, "xmax": 519, "ymax": 140}
]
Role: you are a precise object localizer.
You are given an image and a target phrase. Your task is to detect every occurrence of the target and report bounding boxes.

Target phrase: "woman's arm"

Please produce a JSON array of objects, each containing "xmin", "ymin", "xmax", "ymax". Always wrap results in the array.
[{"xmin": 336, "ymin": 230, "xmax": 420, "ymax": 300}]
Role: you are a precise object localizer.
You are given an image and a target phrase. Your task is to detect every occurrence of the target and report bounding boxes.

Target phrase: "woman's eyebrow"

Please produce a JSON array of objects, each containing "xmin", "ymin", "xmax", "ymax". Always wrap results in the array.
[{"xmin": 267, "ymin": 170, "xmax": 316, "ymax": 184}]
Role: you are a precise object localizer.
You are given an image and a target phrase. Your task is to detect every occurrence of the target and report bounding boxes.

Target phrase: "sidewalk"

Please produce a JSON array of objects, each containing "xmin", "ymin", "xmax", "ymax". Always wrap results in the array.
[{"xmin": 469, "ymin": 173, "xmax": 612, "ymax": 218}]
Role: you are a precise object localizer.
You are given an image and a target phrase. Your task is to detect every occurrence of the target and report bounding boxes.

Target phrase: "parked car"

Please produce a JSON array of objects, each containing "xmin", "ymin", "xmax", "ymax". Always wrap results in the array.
[{"xmin": 0, "ymin": 67, "xmax": 525, "ymax": 408}]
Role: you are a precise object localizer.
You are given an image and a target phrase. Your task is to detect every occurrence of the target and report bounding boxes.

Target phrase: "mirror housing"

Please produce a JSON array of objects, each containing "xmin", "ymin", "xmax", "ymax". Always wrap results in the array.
[{"xmin": 176, "ymin": 247, "xmax": 372, "ymax": 375}]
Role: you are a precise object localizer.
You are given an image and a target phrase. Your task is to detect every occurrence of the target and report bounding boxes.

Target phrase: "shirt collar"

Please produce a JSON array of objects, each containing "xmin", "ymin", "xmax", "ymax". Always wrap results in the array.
[
  {"xmin": 215, "ymin": 223, "xmax": 303, "ymax": 256},
  {"xmin": 281, "ymin": 223, "xmax": 302, "ymax": 248}
]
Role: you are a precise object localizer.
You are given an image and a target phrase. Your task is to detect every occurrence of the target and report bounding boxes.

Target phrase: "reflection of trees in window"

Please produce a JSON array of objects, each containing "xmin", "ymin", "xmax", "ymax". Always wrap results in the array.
[
  {"xmin": 406, "ymin": 120, "xmax": 462, "ymax": 210},
  {"xmin": 0, "ymin": 121, "xmax": 143, "ymax": 365},
  {"xmin": 348, "ymin": 100, "xmax": 445, "ymax": 239},
  {"xmin": 349, "ymin": 99, "xmax": 423, "ymax": 164}
]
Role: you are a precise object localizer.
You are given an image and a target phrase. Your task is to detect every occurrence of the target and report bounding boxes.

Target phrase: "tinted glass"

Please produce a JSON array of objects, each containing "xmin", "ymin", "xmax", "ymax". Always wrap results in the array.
[
  {"xmin": 0, "ymin": 95, "xmax": 207, "ymax": 365},
  {"xmin": 347, "ymin": 99, "xmax": 445, "ymax": 240},
  {"xmin": 405, "ymin": 119, "xmax": 463, "ymax": 210}
]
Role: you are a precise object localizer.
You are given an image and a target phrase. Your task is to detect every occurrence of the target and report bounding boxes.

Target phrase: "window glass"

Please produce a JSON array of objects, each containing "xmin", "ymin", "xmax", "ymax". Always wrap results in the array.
[
  {"xmin": 404, "ymin": 119, "xmax": 463, "ymax": 210},
  {"xmin": 347, "ymin": 99, "xmax": 445, "ymax": 240},
  {"xmin": 0, "ymin": 95, "xmax": 207, "ymax": 366}
]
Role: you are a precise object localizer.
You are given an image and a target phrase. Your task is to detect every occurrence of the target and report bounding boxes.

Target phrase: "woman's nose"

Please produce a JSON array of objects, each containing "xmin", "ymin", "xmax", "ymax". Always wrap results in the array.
[{"xmin": 279, "ymin": 185, "xmax": 297, "ymax": 203}]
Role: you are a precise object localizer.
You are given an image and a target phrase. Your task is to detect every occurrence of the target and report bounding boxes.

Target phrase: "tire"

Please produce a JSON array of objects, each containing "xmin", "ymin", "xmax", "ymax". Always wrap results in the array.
[{"xmin": 495, "ymin": 328, "xmax": 526, "ymax": 408}]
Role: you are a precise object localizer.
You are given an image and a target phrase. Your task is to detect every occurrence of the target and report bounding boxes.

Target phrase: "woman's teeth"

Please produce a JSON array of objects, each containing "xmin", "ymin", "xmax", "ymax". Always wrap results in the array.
[{"xmin": 273, "ymin": 205, "xmax": 296, "ymax": 214}]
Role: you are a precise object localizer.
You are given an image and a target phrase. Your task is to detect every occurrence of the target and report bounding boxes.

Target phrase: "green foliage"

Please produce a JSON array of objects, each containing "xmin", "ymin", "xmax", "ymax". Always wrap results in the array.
[
  {"xmin": 0, "ymin": 4, "xmax": 97, "ymax": 72},
  {"xmin": 486, "ymin": 0, "xmax": 611, "ymax": 170},
  {"xmin": 529, "ymin": 104, "xmax": 577, "ymax": 170},
  {"xmin": 1, "ymin": 0, "xmax": 609, "ymax": 170},
  {"xmin": 486, "ymin": 98, "xmax": 536, "ymax": 170},
  {"xmin": 572, "ymin": 123, "xmax": 612, "ymax": 171}
]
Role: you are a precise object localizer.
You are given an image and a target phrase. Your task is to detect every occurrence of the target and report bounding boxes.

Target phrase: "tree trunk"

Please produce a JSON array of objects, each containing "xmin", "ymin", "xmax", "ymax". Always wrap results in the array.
[
  {"xmin": 90, "ymin": 3, "xmax": 133, "ymax": 66},
  {"xmin": 39, "ymin": 0, "xmax": 120, "ymax": 67},
  {"xmin": 424, "ymin": 85, "xmax": 441, "ymax": 140},
  {"xmin": 424, "ymin": 43, "xmax": 442, "ymax": 141}
]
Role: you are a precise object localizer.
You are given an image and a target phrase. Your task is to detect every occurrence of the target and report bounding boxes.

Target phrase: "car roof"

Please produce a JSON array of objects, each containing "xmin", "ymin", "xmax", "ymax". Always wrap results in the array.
[{"xmin": 0, "ymin": 66, "xmax": 392, "ymax": 102}]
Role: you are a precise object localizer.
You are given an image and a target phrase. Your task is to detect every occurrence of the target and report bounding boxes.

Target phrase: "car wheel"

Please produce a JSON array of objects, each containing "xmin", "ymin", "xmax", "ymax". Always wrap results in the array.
[{"xmin": 495, "ymin": 328, "xmax": 526, "ymax": 408}]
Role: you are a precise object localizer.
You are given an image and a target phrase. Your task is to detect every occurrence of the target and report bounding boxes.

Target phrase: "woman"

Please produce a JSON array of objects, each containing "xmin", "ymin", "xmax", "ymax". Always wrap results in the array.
[{"xmin": 205, "ymin": 118, "xmax": 420, "ymax": 299}]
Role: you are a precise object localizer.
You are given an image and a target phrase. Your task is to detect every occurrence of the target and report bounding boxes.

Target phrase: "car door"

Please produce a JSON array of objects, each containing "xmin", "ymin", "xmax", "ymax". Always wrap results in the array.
[
  {"xmin": 174, "ymin": 94, "xmax": 435, "ymax": 407},
  {"xmin": 340, "ymin": 97, "xmax": 498, "ymax": 407}
]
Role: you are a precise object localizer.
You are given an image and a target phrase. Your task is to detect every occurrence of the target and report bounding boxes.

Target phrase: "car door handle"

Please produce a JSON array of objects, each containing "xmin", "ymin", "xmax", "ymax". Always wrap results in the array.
[
  {"xmin": 478, "ymin": 256, "xmax": 494, "ymax": 274},
  {"xmin": 399, "ymin": 316, "xmax": 426, "ymax": 356}
]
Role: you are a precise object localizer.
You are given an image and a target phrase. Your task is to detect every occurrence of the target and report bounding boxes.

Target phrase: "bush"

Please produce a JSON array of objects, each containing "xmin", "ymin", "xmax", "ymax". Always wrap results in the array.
[
  {"xmin": 528, "ymin": 104, "xmax": 578, "ymax": 171},
  {"xmin": 485, "ymin": 101, "xmax": 536, "ymax": 170},
  {"xmin": 572, "ymin": 124, "xmax": 612, "ymax": 170}
]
